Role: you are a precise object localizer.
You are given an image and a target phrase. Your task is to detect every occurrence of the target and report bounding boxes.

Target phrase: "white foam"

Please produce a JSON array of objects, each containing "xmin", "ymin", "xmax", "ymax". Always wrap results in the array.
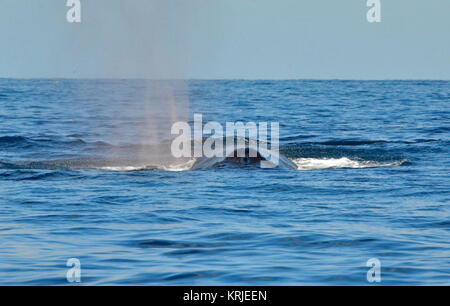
[
  {"xmin": 99, "ymin": 166, "xmax": 150, "ymax": 171},
  {"xmin": 98, "ymin": 159, "xmax": 197, "ymax": 172},
  {"xmin": 292, "ymin": 157, "xmax": 406, "ymax": 170},
  {"xmin": 97, "ymin": 157, "xmax": 405, "ymax": 172},
  {"xmin": 159, "ymin": 159, "xmax": 197, "ymax": 172}
]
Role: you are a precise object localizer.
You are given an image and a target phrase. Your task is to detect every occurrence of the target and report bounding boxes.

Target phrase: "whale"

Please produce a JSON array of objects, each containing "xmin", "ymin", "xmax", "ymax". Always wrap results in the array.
[{"xmin": 190, "ymin": 142, "xmax": 298, "ymax": 170}]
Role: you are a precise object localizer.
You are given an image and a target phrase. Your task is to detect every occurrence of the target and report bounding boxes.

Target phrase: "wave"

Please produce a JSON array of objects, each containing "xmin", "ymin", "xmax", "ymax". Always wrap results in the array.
[
  {"xmin": 292, "ymin": 157, "xmax": 408, "ymax": 170},
  {"xmin": 0, "ymin": 134, "xmax": 439, "ymax": 157},
  {"xmin": 98, "ymin": 159, "xmax": 197, "ymax": 172},
  {"xmin": 281, "ymin": 138, "xmax": 441, "ymax": 146},
  {"xmin": 0, "ymin": 135, "xmax": 90, "ymax": 150},
  {"xmin": 0, "ymin": 136, "xmax": 30, "ymax": 147}
]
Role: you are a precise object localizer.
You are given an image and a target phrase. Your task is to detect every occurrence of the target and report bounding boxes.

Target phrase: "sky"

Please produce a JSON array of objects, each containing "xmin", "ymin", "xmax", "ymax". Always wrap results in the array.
[{"xmin": 0, "ymin": 0, "xmax": 449, "ymax": 79}]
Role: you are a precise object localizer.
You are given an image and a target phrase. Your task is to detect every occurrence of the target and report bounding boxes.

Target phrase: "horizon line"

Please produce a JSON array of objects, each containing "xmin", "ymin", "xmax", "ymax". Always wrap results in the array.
[{"xmin": 1, "ymin": 77, "xmax": 449, "ymax": 82}]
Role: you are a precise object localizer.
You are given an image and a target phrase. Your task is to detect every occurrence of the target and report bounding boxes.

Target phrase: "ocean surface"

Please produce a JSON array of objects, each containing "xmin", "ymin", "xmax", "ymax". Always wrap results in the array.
[{"xmin": 0, "ymin": 79, "xmax": 449, "ymax": 285}]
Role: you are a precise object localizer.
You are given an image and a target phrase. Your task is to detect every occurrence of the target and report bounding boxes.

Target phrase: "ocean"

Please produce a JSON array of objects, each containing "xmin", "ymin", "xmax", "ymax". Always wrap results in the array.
[{"xmin": 0, "ymin": 79, "xmax": 449, "ymax": 285}]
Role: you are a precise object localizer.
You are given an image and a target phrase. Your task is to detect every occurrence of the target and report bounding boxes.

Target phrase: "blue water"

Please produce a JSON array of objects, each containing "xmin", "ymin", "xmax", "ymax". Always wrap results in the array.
[{"xmin": 0, "ymin": 79, "xmax": 449, "ymax": 285}]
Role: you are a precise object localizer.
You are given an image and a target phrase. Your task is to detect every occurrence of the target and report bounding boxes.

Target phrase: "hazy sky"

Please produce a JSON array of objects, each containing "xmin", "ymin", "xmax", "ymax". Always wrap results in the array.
[{"xmin": 0, "ymin": 0, "xmax": 449, "ymax": 79}]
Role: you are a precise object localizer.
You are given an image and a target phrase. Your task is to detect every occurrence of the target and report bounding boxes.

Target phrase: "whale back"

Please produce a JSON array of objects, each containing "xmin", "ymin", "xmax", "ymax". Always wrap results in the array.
[{"xmin": 191, "ymin": 142, "xmax": 297, "ymax": 170}]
